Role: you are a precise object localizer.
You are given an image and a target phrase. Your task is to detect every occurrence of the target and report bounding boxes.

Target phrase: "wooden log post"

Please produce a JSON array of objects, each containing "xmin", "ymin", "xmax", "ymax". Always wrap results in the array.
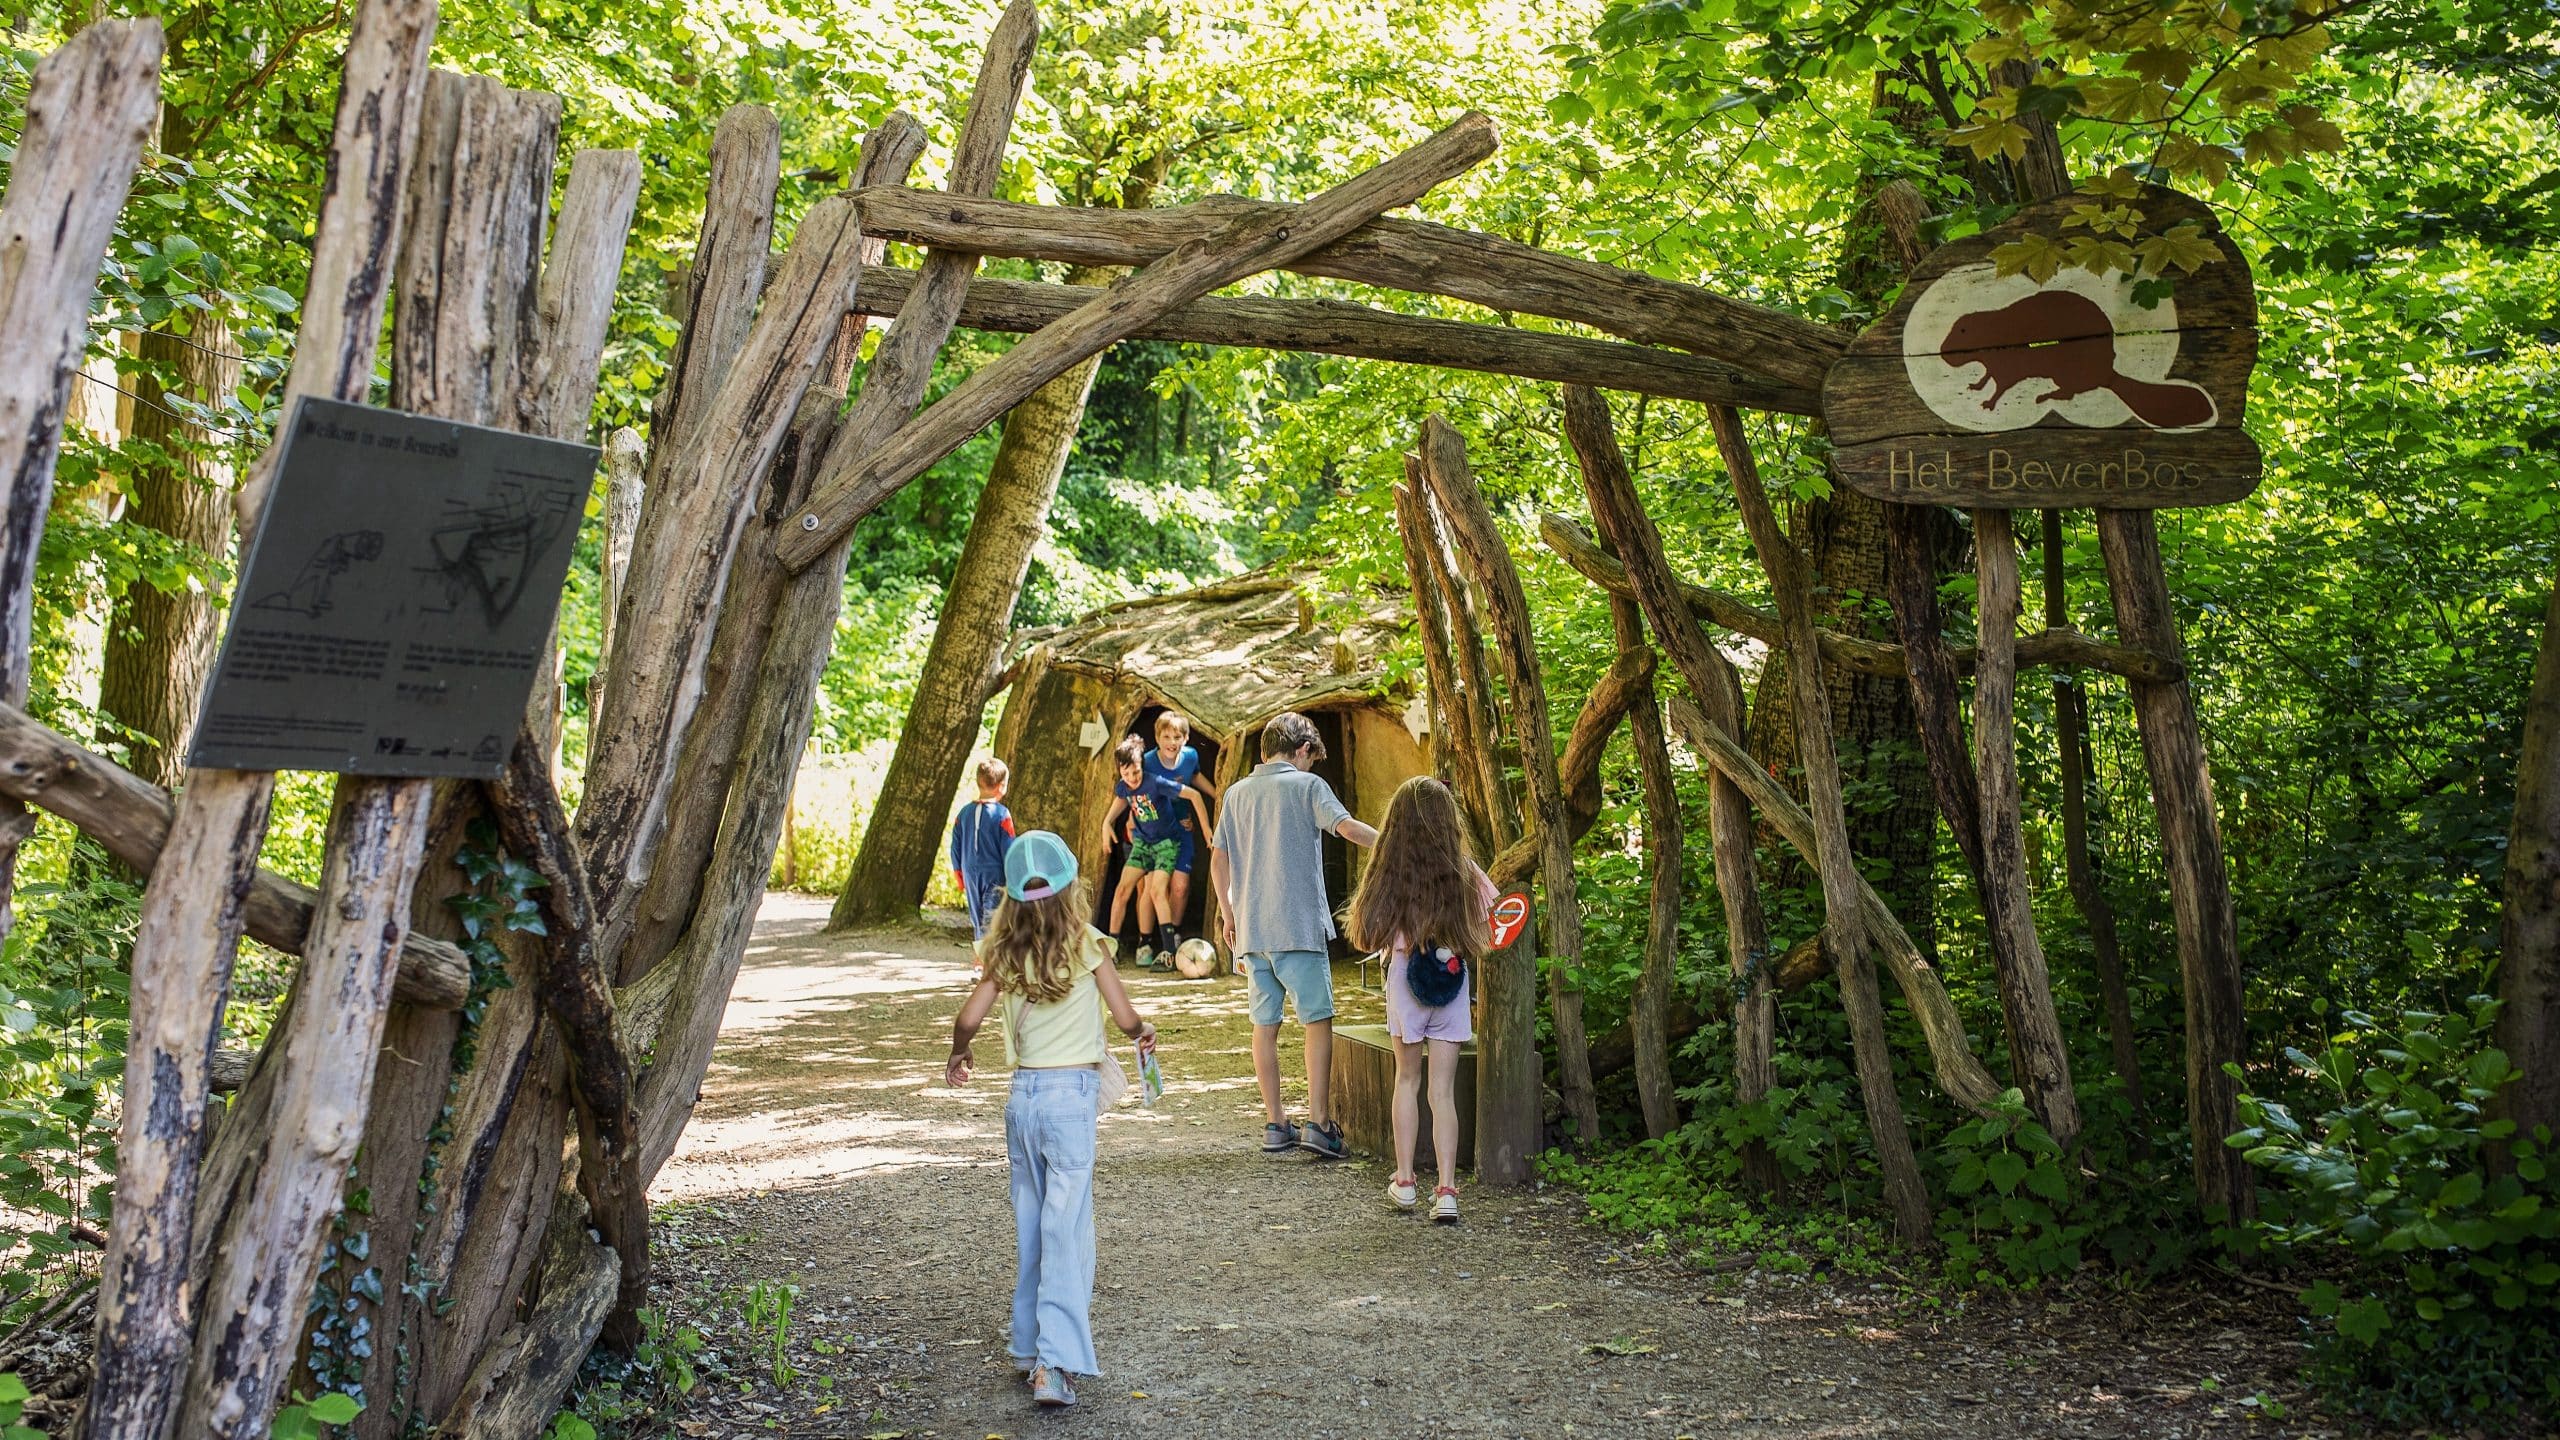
[
  {"xmin": 1416, "ymin": 416, "xmax": 1602, "ymax": 1153},
  {"xmin": 87, "ymin": 9, "xmax": 431, "ymax": 1438},
  {"xmin": 624, "ymin": 0, "xmax": 1042, "ymax": 1185},
  {"xmin": 776, "ymin": 110, "xmax": 1505, "ymax": 570},
  {"xmin": 580, "ymin": 103, "xmax": 782, "ymax": 943},
  {"xmin": 1409, "ymin": 466, "xmax": 1519, "ymax": 858},
  {"xmin": 596, "ymin": 427, "xmax": 646, "ymax": 687},
  {"xmin": 2043, "ymin": 511, "xmax": 2149, "ymax": 1137},
  {"xmin": 611, "ymin": 114, "xmax": 930, "ymax": 982},
  {"xmin": 1562, "ymin": 387, "xmax": 1782, "ymax": 1195},
  {"xmin": 1970, "ymin": 508, "xmax": 2083, "ymax": 1147},
  {"xmin": 2099, "ymin": 509, "xmax": 2253, "ymax": 1216},
  {"xmin": 845, "ymin": 264, "xmax": 1818, "ymax": 412},
  {"xmin": 2495, "ymin": 577, "xmax": 2560, "ymax": 1152},
  {"xmin": 1713, "ymin": 403, "xmax": 1933, "ymax": 1240},
  {"xmin": 181, "ymin": 70, "xmax": 559, "ymax": 1440},
  {"xmin": 1390, "ymin": 475, "xmax": 1490, "ymax": 851},
  {"xmin": 1484, "ymin": 650, "xmax": 1648, "ymax": 890},
  {"xmin": 0, "ymin": 20, "xmax": 163, "ymax": 945}
]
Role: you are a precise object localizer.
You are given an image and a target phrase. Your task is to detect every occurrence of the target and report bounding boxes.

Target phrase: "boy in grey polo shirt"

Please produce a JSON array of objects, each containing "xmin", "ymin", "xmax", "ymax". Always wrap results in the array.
[{"xmin": 1211, "ymin": 711, "xmax": 1378, "ymax": 1158}]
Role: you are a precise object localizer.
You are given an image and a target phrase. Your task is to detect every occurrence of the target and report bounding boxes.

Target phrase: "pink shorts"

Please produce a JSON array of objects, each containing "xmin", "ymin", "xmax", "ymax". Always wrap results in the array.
[{"xmin": 1384, "ymin": 949, "xmax": 1473, "ymax": 1044}]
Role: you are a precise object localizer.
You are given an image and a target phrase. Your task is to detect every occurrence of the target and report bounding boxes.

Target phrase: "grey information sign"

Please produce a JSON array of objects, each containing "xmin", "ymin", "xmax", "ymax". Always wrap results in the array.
[{"xmin": 188, "ymin": 396, "xmax": 598, "ymax": 778}]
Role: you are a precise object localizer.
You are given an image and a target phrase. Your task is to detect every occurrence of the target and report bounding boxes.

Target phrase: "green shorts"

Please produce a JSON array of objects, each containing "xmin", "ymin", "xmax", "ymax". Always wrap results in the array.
[{"xmin": 1130, "ymin": 837, "xmax": 1183, "ymax": 873}]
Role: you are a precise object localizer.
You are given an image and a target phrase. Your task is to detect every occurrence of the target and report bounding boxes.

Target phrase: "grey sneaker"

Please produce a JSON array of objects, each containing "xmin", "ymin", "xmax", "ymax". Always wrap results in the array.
[
  {"xmin": 1262, "ymin": 1119, "xmax": 1301, "ymax": 1152},
  {"xmin": 1031, "ymin": 1365, "xmax": 1077, "ymax": 1407},
  {"xmin": 1299, "ymin": 1120, "xmax": 1348, "ymax": 1159}
]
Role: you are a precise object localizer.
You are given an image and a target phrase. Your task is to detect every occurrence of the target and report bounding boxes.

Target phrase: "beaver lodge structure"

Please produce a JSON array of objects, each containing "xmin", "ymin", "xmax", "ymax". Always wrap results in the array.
[{"xmin": 994, "ymin": 572, "xmax": 1427, "ymax": 949}]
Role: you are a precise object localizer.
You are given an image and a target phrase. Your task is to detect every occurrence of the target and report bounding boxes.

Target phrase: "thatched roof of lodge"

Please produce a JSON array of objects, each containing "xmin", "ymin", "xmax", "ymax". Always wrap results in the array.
[{"xmin": 1028, "ymin": 571, "xmax": 1411, "ymax": 742}]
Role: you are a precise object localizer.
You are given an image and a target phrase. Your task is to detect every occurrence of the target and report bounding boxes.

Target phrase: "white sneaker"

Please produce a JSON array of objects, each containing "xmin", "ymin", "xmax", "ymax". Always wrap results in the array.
[
  {"xmin": 1386, "ymin": 1175, "xmax": 1418, "ymax": 1210},
  {"xmin": 1432, "ymin": 1186, "xmax": 1459, "ymax": 1224}
]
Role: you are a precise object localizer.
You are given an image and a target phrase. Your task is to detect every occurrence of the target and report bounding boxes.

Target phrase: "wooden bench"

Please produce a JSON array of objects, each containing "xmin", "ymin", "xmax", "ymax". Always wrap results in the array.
[{"xmin": 1328, "ymin": 1022, "xmax": 1476, "ymax": 1171}]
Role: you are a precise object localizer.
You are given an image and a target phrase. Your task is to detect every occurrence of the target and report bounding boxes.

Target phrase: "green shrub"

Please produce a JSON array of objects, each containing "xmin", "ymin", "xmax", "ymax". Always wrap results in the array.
[{"xmin": 2233, "ymin": 996, "xmax": 2560, "ymax": 1426}]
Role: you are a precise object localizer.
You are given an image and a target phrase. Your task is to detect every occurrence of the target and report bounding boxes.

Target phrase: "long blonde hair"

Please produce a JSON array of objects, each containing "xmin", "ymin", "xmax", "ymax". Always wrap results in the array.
[
  {"xmin": 1347, "ymin": 776, "xmax": 1487, "ymax": 962},
  {"xmin": 980, "ymin": 882, "xmax": 1087, "ymax": 1004}
]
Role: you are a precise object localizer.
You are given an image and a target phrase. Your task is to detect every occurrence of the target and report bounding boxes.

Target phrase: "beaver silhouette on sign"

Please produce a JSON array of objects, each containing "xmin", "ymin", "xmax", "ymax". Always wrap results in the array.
[{"xmin": 1941, "ymin": 289, "xmax": 2214, "ymax": 429}]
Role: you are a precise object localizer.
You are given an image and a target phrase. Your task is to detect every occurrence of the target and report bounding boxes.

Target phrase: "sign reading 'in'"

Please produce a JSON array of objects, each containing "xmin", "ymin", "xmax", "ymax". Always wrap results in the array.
[
  {"xmin": 188, "ymin": 397, "xmax": 597, "ymax": 778},
  {"xmin": 1823, "ymin": 184, "xmax": 2262, "ymax": 510}
]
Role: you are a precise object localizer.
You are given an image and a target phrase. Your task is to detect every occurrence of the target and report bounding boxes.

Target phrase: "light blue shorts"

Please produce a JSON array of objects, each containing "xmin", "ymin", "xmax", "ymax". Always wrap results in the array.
[{"xmin": 1244, "ymin": 949, "xmax": 1334, "ymax": 1027}]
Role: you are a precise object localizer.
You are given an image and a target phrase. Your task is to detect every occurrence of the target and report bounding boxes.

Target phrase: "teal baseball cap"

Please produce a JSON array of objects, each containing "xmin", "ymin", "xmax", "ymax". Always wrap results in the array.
[{"xmin": 1002, "ymin": 830, "xmax": 1079, "ymax": 901}]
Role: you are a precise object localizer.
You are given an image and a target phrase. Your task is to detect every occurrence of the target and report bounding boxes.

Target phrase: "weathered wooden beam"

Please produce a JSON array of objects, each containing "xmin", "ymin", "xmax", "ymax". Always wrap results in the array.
[
  {"xmin": 1713, "ymin": 400, "xmax": 1932, "ymax": 1241},
  {"xmin": 1666, "ymin": 690, "xmax": 2004, "ymax": 1117},
  {"xmin": 778, "ymin": 112, "xmax": 1504, "ymax": 569},
  {"xmin": 1540, "ymin": 510, "xmax": 2181, "ymax": 684},
  {"xmin": 580, "ymin": 104, "xmax": 782, "ymax": 940},
  {"xmin": 847, "ymin": 185, "xmax": 1847, "ymax": 390},
  {"xmin": 850, "ymin": 264, "xmax": 1818, "ymax": 413},
  {"xmin": 1417, "ymin": 416, "xmax": 1599, "ymax": 1154},
  {"xmin": 0, "ymin": 20, "xmax": 163, "ymax": 948},
  {"xmin": 1483, "ymin": 648, "xmax": 1650, "ymax": 892},
  {"xmin": 96, "ymin": 8, "xmax": 432, "ymax": 1436},
  {"xmin": 0, "ymin": 700, "xmax": 469, "ymax": 1006}
]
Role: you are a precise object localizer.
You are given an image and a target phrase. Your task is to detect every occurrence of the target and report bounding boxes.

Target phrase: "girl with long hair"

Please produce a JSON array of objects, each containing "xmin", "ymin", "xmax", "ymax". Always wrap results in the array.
[
  {"xmin": 947, "ymin": 831, "xmax": 1154, "ymax": 1409},
  {"xmin": 1345, "ymin": 775, "xmax": 1494, "ymax": 1223}
]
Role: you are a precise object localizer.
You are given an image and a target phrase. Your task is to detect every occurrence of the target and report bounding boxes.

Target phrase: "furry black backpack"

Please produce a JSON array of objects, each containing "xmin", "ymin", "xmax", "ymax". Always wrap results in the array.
[{"xmin": 1404, "ymin": 938, "xmax": 1466, "ymax": 1007}]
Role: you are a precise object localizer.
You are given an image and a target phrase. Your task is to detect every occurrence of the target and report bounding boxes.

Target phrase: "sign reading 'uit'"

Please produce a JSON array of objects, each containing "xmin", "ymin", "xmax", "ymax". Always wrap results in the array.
[{"xmin": 1823, "ymin": 185, "xmax": 2262, "ymax": 510}]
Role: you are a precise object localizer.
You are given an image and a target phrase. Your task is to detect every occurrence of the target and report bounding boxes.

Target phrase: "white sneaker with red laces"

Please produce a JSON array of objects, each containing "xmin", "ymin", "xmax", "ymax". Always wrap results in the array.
[
  {"xmin": 1432, "ymin": 1185, "xmax": 1459, "ymax": 1224},
  {"xmin": 1386, "ymin": 1175, "xmax": 1418, "ymax": 1210}
]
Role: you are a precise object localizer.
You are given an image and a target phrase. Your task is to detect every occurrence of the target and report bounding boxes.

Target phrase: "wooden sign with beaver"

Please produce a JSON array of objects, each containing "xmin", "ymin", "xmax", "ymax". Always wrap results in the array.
[{"xmin": 1824, "ymin": 185, "xmax": 2261, "ymax": 510}]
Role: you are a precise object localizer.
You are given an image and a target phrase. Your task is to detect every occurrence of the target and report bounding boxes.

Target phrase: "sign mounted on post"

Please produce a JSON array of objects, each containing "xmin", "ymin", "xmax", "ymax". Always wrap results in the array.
[
  {"xmin": 1488, "ymin": 891, "xmax": 1531, "ymax": 951},
  {"xmin": 188, "ymin": 397, "xmax": 597, "ymax": 778},
  {"xmin": 1824, "ymin": 185, "xmax": 2260, "ymax": 510}
]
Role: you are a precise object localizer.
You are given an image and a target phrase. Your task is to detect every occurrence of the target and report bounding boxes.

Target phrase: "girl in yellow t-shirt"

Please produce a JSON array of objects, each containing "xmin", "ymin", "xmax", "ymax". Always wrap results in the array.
[{"xmin": 946, "ymin": 830, "xmax": 1153, "ymax": 1410}]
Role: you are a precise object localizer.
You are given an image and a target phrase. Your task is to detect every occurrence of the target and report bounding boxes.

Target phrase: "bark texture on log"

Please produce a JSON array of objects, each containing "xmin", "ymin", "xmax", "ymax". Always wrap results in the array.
[
  {"xmin": 2100, "ymin": 509, "xmax": 2252, "ymax": 1215},
  {"xmin": 627, "ymin": 2, "xmax": 1041, "ymax": 1187},
  {"xmin": 2496, "ymin": 578, "xmax": 2560, "ymax": 1149},
  {"xmin": 1391, "ymin": 475, "xmax": 1492, "ymax": 855},
  {"xmin": 579, "ymin": 103, "xmax": 782, "ymax": 937},
  {"xmin": 833, "ymin": 339, "xmax": 1105, "ymax": 928},
  {"xmin": 1564, "ymin": 387, "xmax": 1781, "ymax": 1195},
  {"xmin": 597, "ymin": 427, "xmax": 646, "ymax": 690},
  {"xmin": 2043, "ymin": 511, "xmax": 2147, "ymax": 1136},
  {"xmin": 0, "ymin": 700, "xmax": 469, "ymax": 1006},
  {"xmin": 0, "ymin": 19, "xmax": 163, "ymax": 945},
  {"xmin": 844, "ymin": 185, "xmax": 1847, "ymax": 389},
  {"xmin": 185, "ymin": 67, "xmax": 557, "ymax": 1440},
  {"xmin": 781, "ymin": 111, "xmax": 1504, "ymax": 568},
  {"xmin": 1971, "ymin": 508, "xmax": 2082, "ymax": 1147},
  {"xmin": 1883, "ymin": 503, "xmax": 1987, "ymax": 883},
  {"xmin": 94, "ymin": 8, "xmax": 430, "ymax": 1434},
  {"xmin": 1625, "ymin": 644, "xmax": 1682, "ymax": 1139},
  {"xmin": 1715, "ymin": 403, "xmax": 1932, "ymax": 1242},
  {"xmin": 1483, "ymin": 651, "xmax": 1647, "ymax": 891},
  {"xmin": 436, "ymin": 1201, "xmax": 619, "ymax": 1440},
  {"xmin": 847, "ymin": 264, "xmax": 1818, "ymax": 412},
  {"xmin": 1416, "ymin": 416, "xmax": 1601, "ymax": 1153},
  {"xmin": 99, "ymin": 314, "xmax": 241, "ymax": 792},
  {"xmin": 614, "ymin": 114, "xmax": 930, "ymax": 980}
]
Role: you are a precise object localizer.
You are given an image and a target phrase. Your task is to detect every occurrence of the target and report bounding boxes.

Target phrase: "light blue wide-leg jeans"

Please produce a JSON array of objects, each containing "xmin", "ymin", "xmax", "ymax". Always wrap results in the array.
[{"xmin": 1005, "ymin": 1066, "xmax": 1101, "ymax": 1375}]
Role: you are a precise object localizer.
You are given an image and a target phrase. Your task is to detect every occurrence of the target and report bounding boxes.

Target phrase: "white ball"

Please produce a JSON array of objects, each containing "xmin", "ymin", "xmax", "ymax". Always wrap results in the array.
[{"xmin": 1172, "ymin": 938, "xmax": 1220, "ymax": 979}]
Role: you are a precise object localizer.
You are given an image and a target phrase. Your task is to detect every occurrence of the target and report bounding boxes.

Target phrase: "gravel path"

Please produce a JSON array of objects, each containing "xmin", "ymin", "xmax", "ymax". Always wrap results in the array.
[{"xmin": 643, "ymin": 894, "xmax": 2334, "ymax": 1439}]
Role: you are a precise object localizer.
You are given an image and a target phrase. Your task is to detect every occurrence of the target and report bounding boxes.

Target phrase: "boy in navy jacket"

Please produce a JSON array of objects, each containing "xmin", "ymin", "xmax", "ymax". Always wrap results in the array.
[{"xmin": 949, "ymin": 757, "xmax": 1017, "ymax": 939}]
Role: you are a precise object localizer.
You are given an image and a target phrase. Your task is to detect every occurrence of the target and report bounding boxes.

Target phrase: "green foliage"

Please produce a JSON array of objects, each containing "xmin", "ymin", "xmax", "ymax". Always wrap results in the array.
[
  {"xmin": 742, "ymin": 1281, "xmax": 799, "ymax": 1388},
  {"xmin": 2234, "ymin": 997, "xmax": 2560, "ymax": 1424},
  {"xmin": 268, "ymin": 1390, "xmax": 361, "ymax": 1440},
  {"xmin": 0, "ymin": 867, "xmax": 133, "ymax": 1319},
  {"xmin": 0, "ymin": 1372, "xmax": 48, "ymax": 1440},
  {"xmin": 1543, "ymin": 1143, "xmax": 1896, "ymax": 1278},
  {"xmin": 556, "ymin": 1306, "xmax": 705, "ymax": 1437}
]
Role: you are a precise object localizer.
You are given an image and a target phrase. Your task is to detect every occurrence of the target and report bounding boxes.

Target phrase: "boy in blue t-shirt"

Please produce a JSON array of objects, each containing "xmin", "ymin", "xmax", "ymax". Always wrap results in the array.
[
  {"xmin": 948, "ymin": 757, "xmax": 1017, "ymax": 940},
  {"xmin": 1140, "ymin": 712, "xmax": 1219, "ymax": 961},
  {"xmin": 1102, "ymin": 734, "xmax": 1214, "ymax": 965}
]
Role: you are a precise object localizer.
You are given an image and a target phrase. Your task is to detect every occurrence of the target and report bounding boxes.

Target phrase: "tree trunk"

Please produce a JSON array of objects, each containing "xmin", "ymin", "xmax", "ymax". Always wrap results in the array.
[
  {"xmin": 1416, "ymin": 415, "xmax": 1600, "ymax": 1151},
  {"xmin": 2044, "ymin": 509, "xmax": 2147, "ymax": 1137},
  {"xmin": 1971, "ymin": 509, "xmax": 2082, "ymax": 1147},
  {"xmin": 2495, "ymin": 578, "xmax": 2560, "ymax": 1149},
  {"xmin": 832, "ymin": 345, "xmax": 1104, "ymax": 929},
  {"xmin": 98, "ymin": 314, "xmax": 240, "ymax": 790},
  {"xmin": 1626, "ymin": 677, "xmax": 1682, "ymax": 1140},
  {"xmin": 90, "ymin": 7, "xmax": 429, "ymax": 1435}
]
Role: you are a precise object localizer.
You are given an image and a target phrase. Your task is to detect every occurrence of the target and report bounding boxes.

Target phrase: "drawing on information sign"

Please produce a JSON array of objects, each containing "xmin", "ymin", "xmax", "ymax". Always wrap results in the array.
[
  {"xmin": 1914, "ymin": 273, "xmax": 2217, "ymax": 433},
  {"xmin": 416, "ymin": 479, "xmax": 576, "ymax": 628},
  {"xmin": 251, "ymin": 529, "xmax": 384, "ymax": 618}
]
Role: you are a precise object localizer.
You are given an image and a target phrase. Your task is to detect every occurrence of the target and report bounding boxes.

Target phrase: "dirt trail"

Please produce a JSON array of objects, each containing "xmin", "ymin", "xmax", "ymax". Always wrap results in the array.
[{"xmin": 645, "ymin": 895, "xmax": 2326, "ymax": 1439}]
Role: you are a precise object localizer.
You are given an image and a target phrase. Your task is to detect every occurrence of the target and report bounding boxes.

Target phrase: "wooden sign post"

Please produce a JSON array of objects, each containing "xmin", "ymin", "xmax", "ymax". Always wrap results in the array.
[{"xmin": 1825, "ymin": 186, "xmax": 2259, "ymax": 510}]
